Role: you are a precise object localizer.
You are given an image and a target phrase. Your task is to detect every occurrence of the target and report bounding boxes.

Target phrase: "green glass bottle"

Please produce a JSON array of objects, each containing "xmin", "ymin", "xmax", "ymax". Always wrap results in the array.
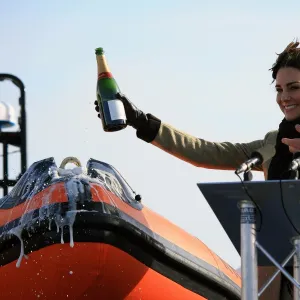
[{"xmin": 95, "ymin": 47, "xmax": 127, "ymax": 132}]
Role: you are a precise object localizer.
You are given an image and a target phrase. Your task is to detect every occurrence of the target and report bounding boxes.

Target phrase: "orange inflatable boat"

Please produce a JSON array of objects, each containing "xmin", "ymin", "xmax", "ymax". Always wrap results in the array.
[{"xmin": 0, "ymin": 156, "xmax": 241, "ymax": 299}]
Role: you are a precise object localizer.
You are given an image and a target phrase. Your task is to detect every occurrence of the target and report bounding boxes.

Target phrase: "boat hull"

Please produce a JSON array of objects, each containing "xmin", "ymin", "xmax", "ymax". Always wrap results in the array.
[{"xmin": 0, "ymin": 157, "xmax": 241, "ymax": 299}]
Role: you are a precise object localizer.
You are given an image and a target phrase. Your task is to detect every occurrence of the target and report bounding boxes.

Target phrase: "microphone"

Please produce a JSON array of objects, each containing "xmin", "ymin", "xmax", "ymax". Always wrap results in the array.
[
  {"xmin": 288, "ymin": 152, "xmax": 300, "ymax": 171},
  {"xmin": 235, "ymin": 144, "xmax": 276, "ymax": 175}
]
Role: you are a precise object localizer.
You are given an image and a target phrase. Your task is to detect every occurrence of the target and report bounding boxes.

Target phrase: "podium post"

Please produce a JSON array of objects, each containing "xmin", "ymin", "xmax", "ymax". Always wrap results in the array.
[
  {"xmin": 197, "ymin": 180, "xmax": 300, "ymax": 300},
  {"xmin": 293, "ymin": 237, "xmax": 300, "ymax": 299},
  {"xmin": 240, "ymin": 200, "xmax": 258, "ymax": 299}
]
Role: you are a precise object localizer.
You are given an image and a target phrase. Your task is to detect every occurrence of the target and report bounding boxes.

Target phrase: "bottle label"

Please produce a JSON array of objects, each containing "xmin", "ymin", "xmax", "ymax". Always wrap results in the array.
[
  {"xmin": 108, "ymin": 100, "xmax": 126, "ymax": 121},
  {"xmin": 98, "ymin": 72, "xmax": 113, "ymax": 79}
]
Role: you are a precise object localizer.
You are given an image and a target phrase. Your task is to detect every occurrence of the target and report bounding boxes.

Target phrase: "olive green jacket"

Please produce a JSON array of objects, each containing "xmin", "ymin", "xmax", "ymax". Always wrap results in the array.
[{"xmin": 150, "ymin": 122, "xmax": 279, "ymax": 179}]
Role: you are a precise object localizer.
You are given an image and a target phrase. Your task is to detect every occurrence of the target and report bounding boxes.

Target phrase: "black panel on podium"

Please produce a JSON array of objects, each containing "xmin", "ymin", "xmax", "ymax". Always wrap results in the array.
[{"xmin": 197, "ymin": 180, "xmax": 300, "ymax": 266}]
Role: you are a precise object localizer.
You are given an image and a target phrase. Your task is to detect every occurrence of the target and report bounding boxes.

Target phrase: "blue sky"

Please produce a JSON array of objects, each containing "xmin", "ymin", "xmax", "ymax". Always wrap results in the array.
[{"xmin": 1, "ymin": 0, "xmax": 300, "ymax": 269}]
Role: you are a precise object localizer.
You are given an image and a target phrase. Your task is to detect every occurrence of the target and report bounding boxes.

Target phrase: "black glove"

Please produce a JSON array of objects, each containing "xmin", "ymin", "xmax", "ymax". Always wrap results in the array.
[{"xmin": 94, "ymin": 93, "xmax": 161, "ymax": 143}]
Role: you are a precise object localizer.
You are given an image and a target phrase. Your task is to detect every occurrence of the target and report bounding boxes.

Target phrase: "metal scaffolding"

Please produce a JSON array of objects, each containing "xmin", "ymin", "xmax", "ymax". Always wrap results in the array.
[{"xmin": 0, "ymin": 74, "xmax": 27, "ymax": 195}]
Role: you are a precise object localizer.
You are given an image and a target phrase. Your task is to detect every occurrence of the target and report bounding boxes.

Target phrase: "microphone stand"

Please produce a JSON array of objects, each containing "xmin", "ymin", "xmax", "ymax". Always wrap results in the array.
[
  {"xmin": 243, "ymin": 170, "xmax": 253, "ymax": 182},
  {"xmin": 290, "ymin": 152, "xmax": 300, "ymax": 180}
]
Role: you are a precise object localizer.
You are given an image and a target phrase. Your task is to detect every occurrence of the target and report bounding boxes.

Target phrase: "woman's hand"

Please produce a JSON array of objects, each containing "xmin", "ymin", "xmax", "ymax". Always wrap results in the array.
[
  {"xmin": 282, "ymin": 124, "xmax": 300, "ymax": 153},
  {"xmin": 94, "ymin": 93, "xmax": 148, "ymax": 130}
]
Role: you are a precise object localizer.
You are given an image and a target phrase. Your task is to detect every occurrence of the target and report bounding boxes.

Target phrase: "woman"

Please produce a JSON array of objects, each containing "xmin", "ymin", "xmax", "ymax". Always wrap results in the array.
[{"xmin": 95, "ymin": 40, "xmax": 300, "ymax": 299}]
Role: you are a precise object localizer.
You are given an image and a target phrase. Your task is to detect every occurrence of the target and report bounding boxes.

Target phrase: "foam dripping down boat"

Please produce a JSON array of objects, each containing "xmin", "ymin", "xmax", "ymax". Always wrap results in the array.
[{"xmin": 0, "ymin": 156, "xmax": 241, "ymax": 299}]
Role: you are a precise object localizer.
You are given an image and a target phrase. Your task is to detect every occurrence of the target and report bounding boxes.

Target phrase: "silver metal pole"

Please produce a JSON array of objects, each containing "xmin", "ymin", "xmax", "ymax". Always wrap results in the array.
[
  {"xmin": 293, "ymin": 237, "xmax": 300, "ymax": 300},
  {"xmin": 240, "ymin": 200, "xmax": 258, "ymax": 300}
]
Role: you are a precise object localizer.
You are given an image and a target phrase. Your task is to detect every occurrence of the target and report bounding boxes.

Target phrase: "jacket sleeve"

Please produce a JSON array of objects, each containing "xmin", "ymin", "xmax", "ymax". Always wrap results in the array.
[
  {"xmin": 135, "ymin": 114, "xmax": 273, "ymax": 171},
  {"xmin": 151, "ymin": 122, "xmax": 267, "ymax": 170}
]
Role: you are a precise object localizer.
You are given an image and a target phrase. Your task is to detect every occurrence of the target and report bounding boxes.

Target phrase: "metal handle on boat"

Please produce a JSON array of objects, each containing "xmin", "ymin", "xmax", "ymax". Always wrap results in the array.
[{"xmin": 59, "ymin": 156, "xmax": 82, "ymax": 169}]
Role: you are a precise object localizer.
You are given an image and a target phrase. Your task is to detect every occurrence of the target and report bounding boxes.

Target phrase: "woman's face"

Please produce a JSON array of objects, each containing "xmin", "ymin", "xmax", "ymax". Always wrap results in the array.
[{"xmin": 276, "ymin": 67, "xmax": 300, "ymax": 121}]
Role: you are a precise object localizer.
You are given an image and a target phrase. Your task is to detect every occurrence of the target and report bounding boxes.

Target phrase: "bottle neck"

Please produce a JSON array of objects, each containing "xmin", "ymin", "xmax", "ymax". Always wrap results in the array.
[{"xmin": 96, "ymin": 54, "xmax": 113, "ymax": 79}]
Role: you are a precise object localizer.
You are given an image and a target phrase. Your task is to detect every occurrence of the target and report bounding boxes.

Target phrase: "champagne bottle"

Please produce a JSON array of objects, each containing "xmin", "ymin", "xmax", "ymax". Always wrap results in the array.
[{"xmin": 95, "ymin": 47, "xmax": 127, "ymax": 132}]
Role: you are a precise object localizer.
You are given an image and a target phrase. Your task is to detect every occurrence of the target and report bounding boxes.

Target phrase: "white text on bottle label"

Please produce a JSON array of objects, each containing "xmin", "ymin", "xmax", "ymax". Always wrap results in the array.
[{"xmin": 108, "ymin": 100, "xmax": 126, "ymax": 121}]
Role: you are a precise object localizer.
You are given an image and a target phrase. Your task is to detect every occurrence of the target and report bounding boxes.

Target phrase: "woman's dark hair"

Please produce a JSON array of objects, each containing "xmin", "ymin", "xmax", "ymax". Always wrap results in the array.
[{"xmin": 270, "ymin": 39, "xmax": 300, "ymax": 81}]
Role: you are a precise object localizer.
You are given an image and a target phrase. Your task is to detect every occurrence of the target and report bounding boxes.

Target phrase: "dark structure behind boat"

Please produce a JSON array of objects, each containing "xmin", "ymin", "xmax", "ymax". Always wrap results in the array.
[{"xmin": 0, "ymin": 74, "xmax": 27, "ymax": 196}]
